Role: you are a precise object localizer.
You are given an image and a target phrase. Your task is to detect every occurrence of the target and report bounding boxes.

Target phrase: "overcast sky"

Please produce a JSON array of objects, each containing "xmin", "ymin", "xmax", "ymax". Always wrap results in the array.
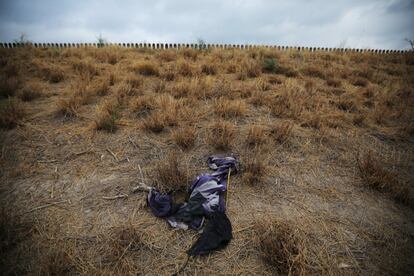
[{"xmin": 0, "ymin": 0, "xmax": 413, "ymax": 50}]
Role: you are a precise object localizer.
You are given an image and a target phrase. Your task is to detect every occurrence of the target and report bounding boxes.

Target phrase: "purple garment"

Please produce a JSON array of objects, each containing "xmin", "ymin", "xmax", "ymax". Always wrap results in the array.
[
  {"xmin": 147, "ymin": 188, "xmax": 173, "ymax": 217},
  {"xmin": 208, "ymin": 155, "xmax": 239, "ymax": 181},
  {"xmin": 147, "ymin": 155, "xmax": 238, "ymax": 230}
]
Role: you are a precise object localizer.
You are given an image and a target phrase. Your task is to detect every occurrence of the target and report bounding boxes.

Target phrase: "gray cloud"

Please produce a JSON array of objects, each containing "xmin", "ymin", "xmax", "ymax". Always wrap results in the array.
[{"xmin": 0, "ymin": 0, "xmax": 413, "ymax": 49}]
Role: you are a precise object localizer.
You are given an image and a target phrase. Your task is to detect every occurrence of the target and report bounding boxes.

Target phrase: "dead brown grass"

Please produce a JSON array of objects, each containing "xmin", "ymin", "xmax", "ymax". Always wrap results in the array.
[
  {"xmin": 115, "ymin": 82, "xmax": 137, "ymax": 102},
  {"xmin": 132, "ymin": 61, "xmax": 159, "ymax": 76},
  {"xmin": 249, "ymin": 91, "xmax": 274, "ymax": 107},
  {"xmin": 269, "ymin": 93, "xmax": 302, "ymax": 119},
  {"xmin": 208, "ymin": 119, "xmax": 236, "ymax": 150},
  {"xmin": 151, "ymin": 94, "xmax": 182, "ymax": 127},
  {"xmin": 172, "ymin": 126, "xmax": 197, "ymax": 149},
  {"xmin": 246, "ymin": 125, "xmax": 269, "ymax": 147},
  {"xmin": 270, "ymin": 122, "xmax": 293, "ymax": 144},
  {"xmin": 41, "ymin": 64, "xmax": 65, "ymax": 83},
  {"xmin": 91, "ymin": 77, "xmax": 110, "ymax": 96},
  {"xmin": 255, "ymin": 77, "xmax": 271, "ymax": 91},
  {"xmin": 326, "ymin": 77, "xmax": 342, "ymax": 87},
  {"xmin": 241, "ymin": 150, "xmax": 268, "ymax": 186},
  {"xmin": 1, "ymin": 47, "xmax": 413, "ymax": 276},
  {"xmin": 56, "ymin": 97, "xmax": 80, "ymax": 117},
  {"xmin": 301, "ymin": 65, "xmax": 326, "ymax": 79},
  {"xmin": 142, "ymin": 112, "xmax": 167, "ymax": 133},
  {"xmin": 0, "ymin": 98, "xmax": 25, "ymax": 128},
  {"xmin": 215, "ymin": 97, "xmax": 248, "ymax": 118},
  {"xmin": 201, "ymin": 63, "xmax": 217, "ymax": 75},
  {"xmin": 72, "ymin": 58, "xmax": 98, "ymax": 79},
  {"xmin": 0, "ymin": 208, "xmax": 31, "ymax": 274},
  {"xmin": 352, "ymin": 77, "xmax": 369, "ymax": 87},
  {"xmin": 237, "ymin": 59, "xmax": 261, "ymax": 79},
  {"xmin": 273, "ymin": 64, "xmax": 298, "ymax": 78},
  {"xmin": 176, "ymin": 59, "xmax": 194, "ymax": 77},
  {"xmin": 131, "ymin": 95, "xmax": 155, "ymax": 116},
  {"xmin": 39, "ymin": 247, "xmax": 74, "ymax": 275},
  {"xmin": 254, "ymin": 217, "xmax": 306, "ymax": 275},
  {"xmin": 161, "ymin": 65, "xmax": 176, "ymax": 81},
  {"xmin": 154, "ymin": 151, "xmax": 189, "ymax": 192},
  {"xmin": 94, "ymin": 98, "xmax": 120, "ymax": 132},
  {"xmin": 153, "ymin": 80, "xmax": 166, "ymax": 93},
  {"xmin": 357, "ymin": 151, "xmax": 411, "ymax": 204},
  {"xmin": 56, "ymin": 81, "xmax": 95, "ymax": 116},
  {"xmin": 170, "ymin": 79, "xmax": 193, "ymax": 98},
  {"xmin": 94, "ymin": 47, "xmax": 121, "ymax": 65},
  {"xmin": 156, "ymin": 50, "xmax": 177, "ymax": 62},
  {"xmin": 17, "ymin": 82, "xmax": 43, "ymax": 101},
  {"xmin": 106, "ymin": 222, "xmax": 149, "ymax": 262},
  {"xmin": 124, "ymin": 74, "xmax": 143, "ymax": 89},
  {"xmin": 180, "ymin": 48, "xmax": 198, "ymax": 60},
  {"xmin": 0, "ymin": 76, "xmax": 19, "ymax": 98}
]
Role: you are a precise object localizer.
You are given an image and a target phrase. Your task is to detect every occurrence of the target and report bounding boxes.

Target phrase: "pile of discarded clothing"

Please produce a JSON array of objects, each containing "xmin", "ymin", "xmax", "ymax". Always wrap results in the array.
[{"xmin": 147, "ymin": 155, "xmax": 238, "ymax": 256}]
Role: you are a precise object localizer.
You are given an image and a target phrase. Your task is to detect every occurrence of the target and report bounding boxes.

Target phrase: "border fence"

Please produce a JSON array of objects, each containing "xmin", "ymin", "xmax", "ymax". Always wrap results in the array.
[{"xmin": 0, "ymin": 42, "xmax": 412, "ymax": 54}]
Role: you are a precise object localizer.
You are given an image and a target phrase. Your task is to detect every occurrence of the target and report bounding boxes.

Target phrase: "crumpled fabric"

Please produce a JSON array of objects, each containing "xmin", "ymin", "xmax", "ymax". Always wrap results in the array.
[
  {"xmin": 188, "ymin": 212, "xmax": 233, "ymax": 256},
  {"xmin": 147, "ymin": 155, "xmax": 238, "ymax": 231}
]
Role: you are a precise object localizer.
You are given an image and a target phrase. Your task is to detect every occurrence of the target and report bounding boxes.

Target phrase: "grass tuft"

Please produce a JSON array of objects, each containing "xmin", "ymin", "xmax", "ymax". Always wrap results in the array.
[
  {"xmin": 201, "ymin": 63, "xmax": 217, "ymax": 75},
  {"xmin": 154, "ymin": 151, "xmax": 189, "ymax": 192},
  {"xmin": 357, "ymin": 151, "xmax": 410, "ymax": 204},
  {"xmin": 0, "ymin": 76, "xmax": 19, "ymax": 98},
  {"xmin": 262, "ymin": 58, "xmax": 277, "ymax": 73},
  {"xmin": 91, "ymin": 77, "xmax": 110, "ymax": 96},
  {"xmin": 142, "ymin": 112, "xmax": 167, "ymax": 133},
  {"xmin": 18, "ymin": 82, "xmax": 43, "ymax": 101},
  {"xmin": 352, "ymin": 77, "xmax": 369, "ymax": 87},
  {"xmin": 177, "ymin": 60, "xmax": 194, "ymax": 77},
  {"xmin": 72, "ymin": 58, "xmax": 98, "ymax": 80},
  {"xmin": 132, "ymin": 95, "xmax": 155, "ymax": 116},
  {"xmin": 0, "ymin": 98, "xmax": 25, "ymax": 129},
  {"xmin": 57, "ymin": 97, "xmax": 81, "ymax": 117},
  {"xmin": 215, "ymin": 98, "xmax": 248, "ymax": 118},
  {"xmin": 241, "ymin": 151, "xmax": 267, "ymax": 186},
  {"xmin": 208, "ymin": 120, "xmax": 235, "ymax": 150},
  {"xmin": 255, "ymin": 218, "xmax": 306, "ymax": 275},
  {"xmin": 271, "ymin": 122, "xmax": 293, "ymax": 144},
  {"xmin": 171, "ymin": 126, "xmax": 197, "ymax": 149},
  {"xmin": 246, "ymin": 125, "xmax": 269, "ymax": 147},
  {"xmin": 125, "ymin": 74, "xmax": 143, "ymax": 89},
  {"xmin": 133, "ymin": 61, "xmax": 159, "ymax": 76},
  {"xmin": 107, "ymin": 223, "xmax": 148, "ymax": 261},
  {"xmin": 94, "ymin": 99, "xmax": 120, "ymax": 132},
  {"xmin": 301, "ymin": 66, "xmax": 326, "ymax": 79},
  {"xmin": 41, "ymin": 65, "xmax": 65, "ymax": 83}
]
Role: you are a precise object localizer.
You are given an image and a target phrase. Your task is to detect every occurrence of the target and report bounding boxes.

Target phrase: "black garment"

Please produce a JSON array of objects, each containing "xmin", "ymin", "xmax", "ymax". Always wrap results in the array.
[
  {"xmin": 172, "ymin": 193, "xmax": 206, "ymax": 225},
  {"xmin": 188, "ymin": 212, "xmax": 233, "ymax": 256}
]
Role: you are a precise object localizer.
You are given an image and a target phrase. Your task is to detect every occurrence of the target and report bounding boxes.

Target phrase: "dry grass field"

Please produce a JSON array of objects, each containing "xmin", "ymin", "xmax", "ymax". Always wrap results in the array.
[{"xmin": 0, "ymin": 45, "xmax": 414, "ymax": 275}]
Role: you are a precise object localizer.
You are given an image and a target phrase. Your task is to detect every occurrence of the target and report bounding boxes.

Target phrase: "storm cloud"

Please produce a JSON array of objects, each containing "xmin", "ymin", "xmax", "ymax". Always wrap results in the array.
[{"xmin": 0, "ymin": 0, "xmax": 413, "ymax": 49}]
